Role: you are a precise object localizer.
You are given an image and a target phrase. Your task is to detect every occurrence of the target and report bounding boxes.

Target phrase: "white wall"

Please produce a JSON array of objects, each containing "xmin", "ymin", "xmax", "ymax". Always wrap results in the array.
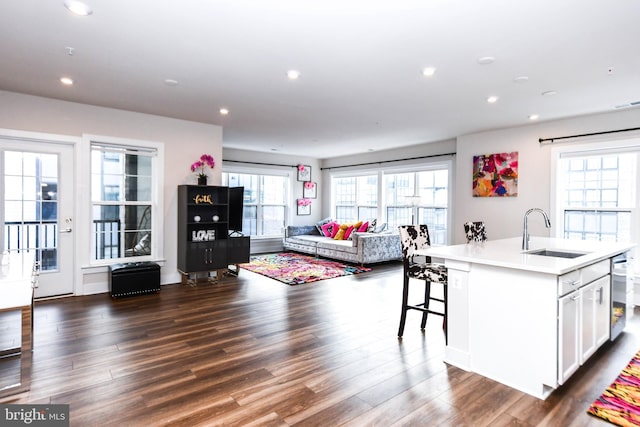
[
  {"xmin": 319, "ymin": 139, "xmax": 457, "ymax": 218},
  {"xmin": 0, "ymin": 90, "xmax": 222, "ymax": 293},
  {"xmin": 455, "ymin": 108, "xmax": 640, "ymax": 244}
]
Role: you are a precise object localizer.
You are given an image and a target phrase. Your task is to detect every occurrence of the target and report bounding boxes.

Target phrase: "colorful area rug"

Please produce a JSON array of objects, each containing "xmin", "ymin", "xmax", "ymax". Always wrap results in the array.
[
  {"xmin": 588, "ymin": 349, "xmax": 640, "ymax": 426},
  {"xmin": 240, "ymin": 252, "xmax": 371, "ymax": 285}
]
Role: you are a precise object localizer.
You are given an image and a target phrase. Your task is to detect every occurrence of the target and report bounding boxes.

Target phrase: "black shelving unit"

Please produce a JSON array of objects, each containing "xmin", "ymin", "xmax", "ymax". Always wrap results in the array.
[{"xmin": 177, "ymin": 185, "xmax": 250, "ymax": 283}]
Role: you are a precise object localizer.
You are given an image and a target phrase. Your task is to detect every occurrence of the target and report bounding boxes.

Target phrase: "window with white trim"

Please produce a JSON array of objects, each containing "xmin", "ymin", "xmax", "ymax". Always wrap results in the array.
[
  {"xmin": 91, "ymin": 143, "xmax": 157, "ymax": 261},
  {"xmin": 385, "ymin": 169, "xmax": 449, "ymax": 244},
  {"xmin": 557, "ymin": 151, "xmax": 637, "ymax": 242},
  {"xmin": 333, "ymin": 175, "xmax": 377, "ymax": 223},
  {"xmin": 330, "ymin": 160, "xmax": 452, "ymax": 244},
  {"xmin": 222, "ymin": 172, "xmax": 288, "ymax": 237}
]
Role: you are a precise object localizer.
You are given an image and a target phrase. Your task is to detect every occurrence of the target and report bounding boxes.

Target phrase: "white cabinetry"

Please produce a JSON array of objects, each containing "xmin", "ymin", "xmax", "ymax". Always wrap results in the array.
[
  {"xmin": 558, "ymin": 290, "xmax": 580, "ymax": 384},
  {"xmin": 557, "ymin": 260, "xmax": 610, "ymax": 385},
  {"xmin": 594, "ymin": 276, "xmax": 611, "ymax": 347},
  {"xmin": 581, "ymin": 276, "xmax": 610, "ymax": 361}
]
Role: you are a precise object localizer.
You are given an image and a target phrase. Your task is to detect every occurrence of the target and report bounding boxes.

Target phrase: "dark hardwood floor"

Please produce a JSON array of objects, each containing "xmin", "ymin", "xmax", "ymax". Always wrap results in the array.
[{"xmin": 1, "ymin": 260, "xmax": 638, "ymax": 426}]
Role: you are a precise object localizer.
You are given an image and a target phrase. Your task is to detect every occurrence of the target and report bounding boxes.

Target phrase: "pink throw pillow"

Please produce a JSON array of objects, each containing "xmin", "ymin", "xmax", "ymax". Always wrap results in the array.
[
  {"xmin": 343, "ymin": 225, "xmax": 355, "ymax": 240},
  {"xmin": 357, "ymin": 221, "xmax": 369, "ymax": 232},
  {"xmin": 321, "ymin": 221, "xmax": 336, "ymax": 237},
  {"xmin": 321, "ymin": 221, "xmax": 340, "ymax": 238},
  {"xmin": 331, "ymin": 222, "xmax": 340, "ymax": 238}
]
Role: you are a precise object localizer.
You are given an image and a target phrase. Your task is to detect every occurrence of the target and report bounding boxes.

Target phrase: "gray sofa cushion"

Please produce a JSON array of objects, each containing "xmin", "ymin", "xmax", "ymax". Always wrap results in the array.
[
  {"xmin": 286, "ymin": 235, "xmax": 328, "ymax": 246},
  {"xmin": 317, "ymin": 239, "xmax": 358, "ymax": 254}
]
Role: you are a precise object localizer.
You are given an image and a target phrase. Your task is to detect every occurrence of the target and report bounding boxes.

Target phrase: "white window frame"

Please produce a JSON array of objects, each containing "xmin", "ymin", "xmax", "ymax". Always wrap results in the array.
[
  {"xmin": 79, "ymin": 134, "xmax": 164, "ymax": 268},
  {"xmin": 222, "ymin": 165, "xmax": 291, "ymax": 238},
  {"xmin": 551, "ymin": 138, "xmax": 640, "ymax": 246},
  {"xmin": 550, "ymin": 138, "xmax": 640, "ymax": 243},
  {"xmin": 329, "ymin": 157, "xmax": 454, "ymax": 244},
  {"xmin": 331, "ymin": 173, "xmax": 378, "ymax": 223}
]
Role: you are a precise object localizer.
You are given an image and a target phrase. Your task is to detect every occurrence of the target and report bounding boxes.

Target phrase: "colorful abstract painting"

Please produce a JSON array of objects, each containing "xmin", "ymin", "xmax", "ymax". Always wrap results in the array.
[{"xmin": 472, "ymin": 151, "xmax": 518, "ymax": 197}]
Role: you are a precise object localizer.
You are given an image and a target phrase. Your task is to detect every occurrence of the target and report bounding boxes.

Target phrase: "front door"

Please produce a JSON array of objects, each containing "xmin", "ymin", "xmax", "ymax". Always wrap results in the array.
[{"xmin": 1, "ymin": 137, "xmax": 75, "ymax": 298}]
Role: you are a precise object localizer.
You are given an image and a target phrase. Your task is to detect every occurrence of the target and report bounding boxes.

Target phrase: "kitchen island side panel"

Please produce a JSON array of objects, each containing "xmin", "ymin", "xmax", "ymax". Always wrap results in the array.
[{"xmin": 468, "ymin": 264, "xmax": 558, "ymax": 399}]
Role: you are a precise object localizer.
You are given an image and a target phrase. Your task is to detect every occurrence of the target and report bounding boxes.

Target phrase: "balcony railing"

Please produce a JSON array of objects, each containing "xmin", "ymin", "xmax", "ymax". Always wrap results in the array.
[
  {"xmin": 93, "ymin": 219, "xmax": 121, "ymax": 259},
  {"xmin": 4, "ymin": 220, "xmax": 57, "ymax": 270},
  {"xmin": 4, "ymin": 219, "xmax": 123, "ymax": 267}
]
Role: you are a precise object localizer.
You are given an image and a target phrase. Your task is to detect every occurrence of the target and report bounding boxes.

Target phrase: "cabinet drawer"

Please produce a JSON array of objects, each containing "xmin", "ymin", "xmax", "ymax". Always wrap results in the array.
[
  {"xmin": 581, "ymin": 259, "xmax": 610, "ymax": 284},
  {"xmin": 558, "ymin": 270, "xmax": 581, "ymax": 297}
]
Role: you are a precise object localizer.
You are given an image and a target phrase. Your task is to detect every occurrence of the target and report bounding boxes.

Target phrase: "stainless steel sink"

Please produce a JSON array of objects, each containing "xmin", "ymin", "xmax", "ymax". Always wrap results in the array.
[{"xmin": 526, "ymin": 249, "xmax": 589, "ymax": 259}]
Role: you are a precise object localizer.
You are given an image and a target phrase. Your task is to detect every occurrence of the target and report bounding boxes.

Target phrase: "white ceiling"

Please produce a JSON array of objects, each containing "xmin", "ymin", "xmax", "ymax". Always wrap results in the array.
[{"xmin": 2, "ymin": 0, "xmax": 640, "ymax": 158}]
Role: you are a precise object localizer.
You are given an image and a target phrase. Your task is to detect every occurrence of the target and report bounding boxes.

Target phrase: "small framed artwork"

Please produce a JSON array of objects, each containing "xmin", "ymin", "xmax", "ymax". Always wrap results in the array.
[
  {"xmin": 303, "ymin": 181, "xmax": 317, "ymax": 199},
  {"xmin": 297, "ymin": 164, "xmax": 311, "ymax": 181},
  {"xmin": 472, "ymin": 151, "xmax": 519, "ymax": 197},
  {"xmin": 297, "ymin": 199, "xmax": 311, "ymax": 215}
]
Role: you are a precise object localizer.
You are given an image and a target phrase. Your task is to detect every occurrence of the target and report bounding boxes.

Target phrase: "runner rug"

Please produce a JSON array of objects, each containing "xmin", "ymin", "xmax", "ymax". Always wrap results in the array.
[
  {"xmin": 587, "ymin": 349, "xmax": 640, "ymax": 426},
  {"xmin": 240, "ymin": 252, "xmax": 371, "ymax": 285}
]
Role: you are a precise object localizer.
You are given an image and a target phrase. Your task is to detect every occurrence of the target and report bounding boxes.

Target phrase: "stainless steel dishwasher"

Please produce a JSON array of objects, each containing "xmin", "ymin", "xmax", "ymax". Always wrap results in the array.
[{"xmin": 611, "ymin": 252, "xmax": 629, "ymax": 340}]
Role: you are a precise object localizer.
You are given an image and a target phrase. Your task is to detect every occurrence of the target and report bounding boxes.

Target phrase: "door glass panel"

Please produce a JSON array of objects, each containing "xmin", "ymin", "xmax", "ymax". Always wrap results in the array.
[{"xmin": 3, "ymin": 151, "xmax": 59, "ymax": 271}]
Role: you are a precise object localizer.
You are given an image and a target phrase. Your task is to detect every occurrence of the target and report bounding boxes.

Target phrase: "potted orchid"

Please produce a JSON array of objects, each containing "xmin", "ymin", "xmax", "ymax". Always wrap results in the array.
[{"xmin": 191, "ymin": 154, "xmax": 215, "ymax": 185}]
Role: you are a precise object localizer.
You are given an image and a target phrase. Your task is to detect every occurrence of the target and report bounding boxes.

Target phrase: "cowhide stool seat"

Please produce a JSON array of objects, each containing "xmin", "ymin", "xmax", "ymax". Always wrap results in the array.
[
  {"xmin": 464, "ymin": 221, "xmax": 487, "ymax": 243},
  {"xmin": 397, "ymin": 225, "xmax": 448, "ymax": 339}
]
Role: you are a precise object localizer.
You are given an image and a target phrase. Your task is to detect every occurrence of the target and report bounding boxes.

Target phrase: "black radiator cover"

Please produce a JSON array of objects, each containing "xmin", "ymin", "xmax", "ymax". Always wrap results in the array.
[{"xmin": 109, "ymin": 262, "xmax": 161, "ymax": 298}]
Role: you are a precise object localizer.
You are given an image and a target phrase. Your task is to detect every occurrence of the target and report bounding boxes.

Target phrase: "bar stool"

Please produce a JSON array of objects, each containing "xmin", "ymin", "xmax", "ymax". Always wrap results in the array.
[
  {"xmin": 397, "ymin": 225, "xmax": 447, "ymax": 339},
  {"xmin": 464, "ymin": 221, "xmax": 487, "ymax": 243}
]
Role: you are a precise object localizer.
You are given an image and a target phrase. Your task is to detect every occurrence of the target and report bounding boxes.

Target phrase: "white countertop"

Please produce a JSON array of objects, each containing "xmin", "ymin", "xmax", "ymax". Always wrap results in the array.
[
  {"xmin": 0, "ymin": 252, "xmax": 35, "ymax": 311},
  {"xmin": 418, "ymin": 237, "xmax": 635, "ymax": 275}
]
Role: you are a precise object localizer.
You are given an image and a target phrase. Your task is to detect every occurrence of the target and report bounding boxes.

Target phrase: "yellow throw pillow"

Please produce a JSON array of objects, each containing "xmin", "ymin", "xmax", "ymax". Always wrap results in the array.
[{"xmin": 333, "ymin": 223, "xmax": 350, "ymax": 240}]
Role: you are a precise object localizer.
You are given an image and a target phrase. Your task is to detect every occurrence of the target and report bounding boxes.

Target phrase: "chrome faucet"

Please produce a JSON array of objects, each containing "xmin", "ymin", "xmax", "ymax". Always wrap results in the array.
[{"xmin": 522, "ymin": 208, "xmax": 551, "ymax": 250}]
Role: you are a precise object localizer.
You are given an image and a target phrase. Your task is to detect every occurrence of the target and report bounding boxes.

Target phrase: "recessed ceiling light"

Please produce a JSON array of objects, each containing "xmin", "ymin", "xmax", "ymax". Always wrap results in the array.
[
  {"xmin": 513, "ymin": 76, "xmax": 529, "ymax": 83},
  {"xmin": 528, "ymin": 114, "xmax": 539, "ymax": 120},
  {"xmin": 219, "ymin": 108, "xmax": 229, "ymax": 116},
  {"xmin": 287, "ymin": 70, "xmax": 301, "ymax": 80},
  {"xmin": 422, "ymin": 67, "xmax": 436, "ymax": 77},
  {"xmin": 164, "ymin": 79, "xmax": 179, "ymax": 86},
  {"xmin": 486, "ymin": 95, "xmax": 499, "ymax": 103},
  {"xmin": 542, "ymin": 90, "xmax": 557, "ymax": 97},
  {"xmin": 60, "ymin": 77, "xmax": 74, "ymax": 85},
  {"xmin": 64, "ymin": 0, "xmax": 92, "ymax": 16},
  {"xmin": 477, "ymin": 56, "xmax": 495, "ymax": 65}
]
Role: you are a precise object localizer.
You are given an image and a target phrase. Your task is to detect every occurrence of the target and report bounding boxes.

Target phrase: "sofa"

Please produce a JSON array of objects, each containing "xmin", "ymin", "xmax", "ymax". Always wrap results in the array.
[{"xmin": 283, "ymin": 223, "xmax": 402, "ymax": 265}]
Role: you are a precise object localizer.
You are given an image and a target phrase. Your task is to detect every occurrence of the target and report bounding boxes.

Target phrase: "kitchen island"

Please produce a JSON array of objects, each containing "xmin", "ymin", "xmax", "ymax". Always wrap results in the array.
[{"xmin": 418, "ymin": 236, "xmax": 634, "ymax": 400}]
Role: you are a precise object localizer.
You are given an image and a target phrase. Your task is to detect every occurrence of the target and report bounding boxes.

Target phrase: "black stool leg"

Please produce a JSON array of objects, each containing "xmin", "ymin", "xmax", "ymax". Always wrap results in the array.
[
  {"xmin": 443, "ymin": 283, "xmax": 448, "ymax": 344},
  {"xmin": 398, "ymin": 274, "xmax": 410, "ymax": 337},
  {"xmin": 421, "ymin": 281, "xmax": 431, "ymax": 330}
]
